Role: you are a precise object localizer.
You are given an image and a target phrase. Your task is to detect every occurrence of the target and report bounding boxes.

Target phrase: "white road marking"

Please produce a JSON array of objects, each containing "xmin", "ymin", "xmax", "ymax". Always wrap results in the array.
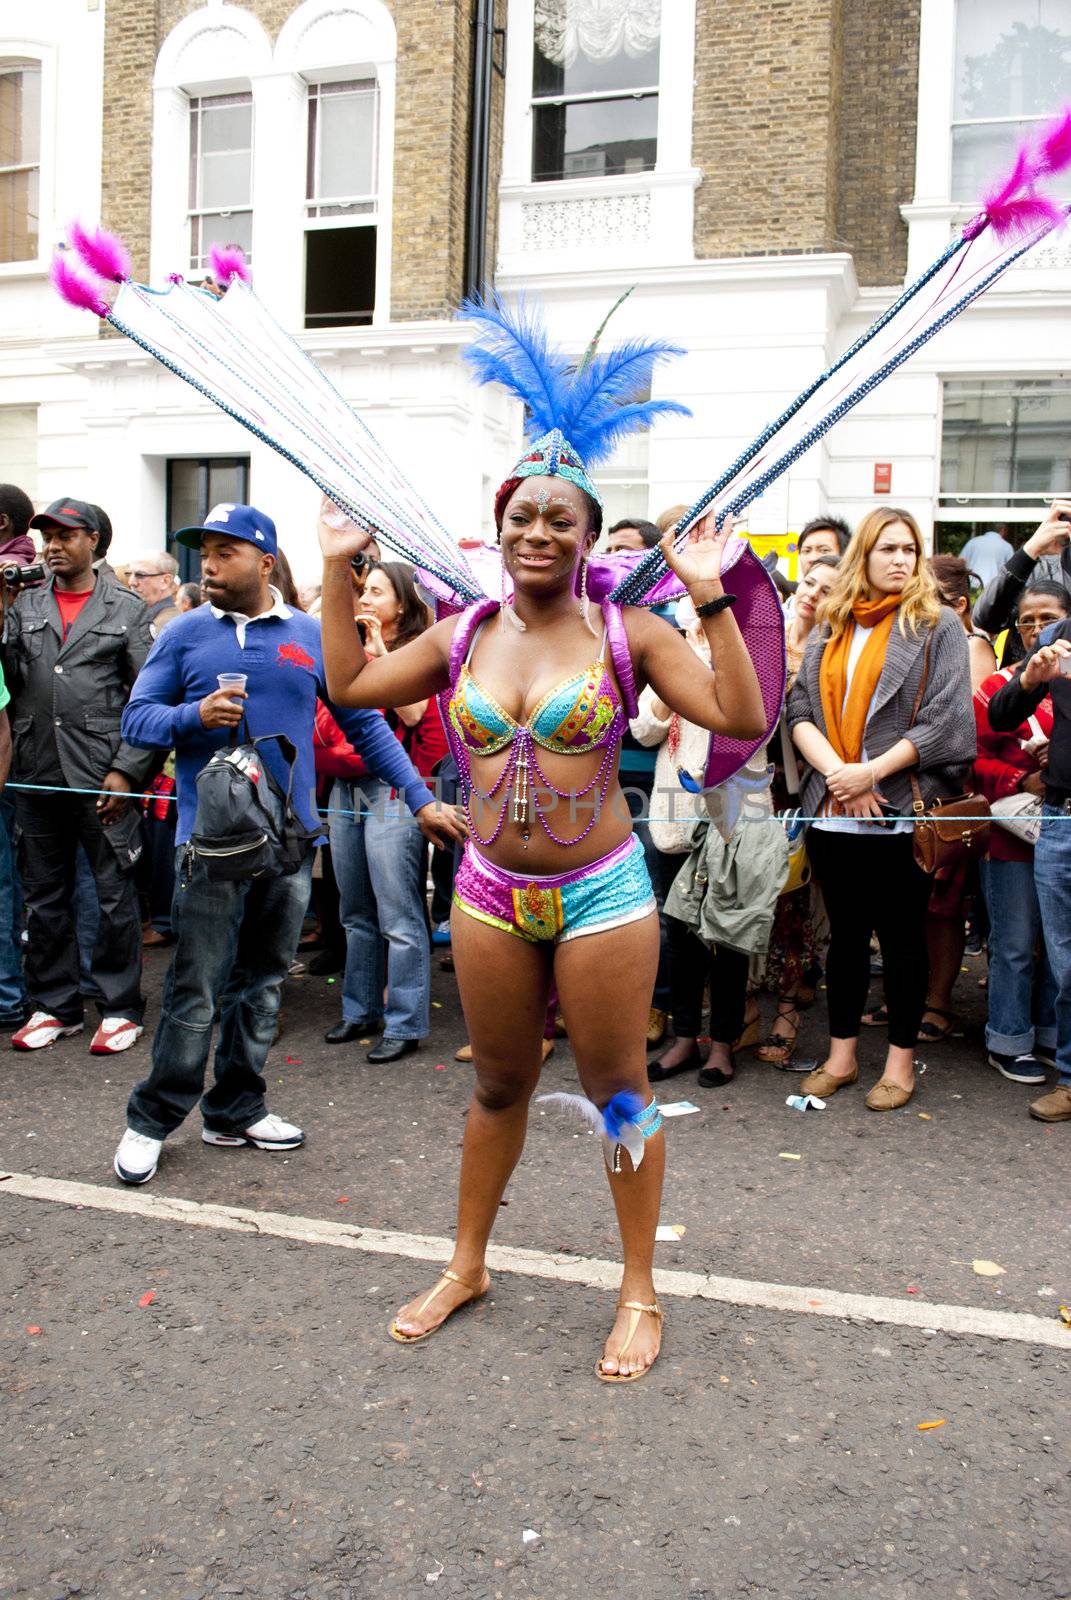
[{"xmin": 3, "ymin": 1170, "xmax": 1068, "ymax": 1351}]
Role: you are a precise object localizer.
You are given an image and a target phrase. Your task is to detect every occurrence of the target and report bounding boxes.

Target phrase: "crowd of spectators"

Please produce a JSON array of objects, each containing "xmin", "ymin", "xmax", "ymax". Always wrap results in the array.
[{"xmin": 0, "ymin": 480, "xmax": 1068, "ymax": 1189}]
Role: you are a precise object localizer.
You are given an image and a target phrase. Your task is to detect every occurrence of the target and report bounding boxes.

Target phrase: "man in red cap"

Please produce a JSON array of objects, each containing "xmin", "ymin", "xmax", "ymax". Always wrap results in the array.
[{"xmin": 2, "ymin": 497, "xmax": 154, "ymax": 1054}]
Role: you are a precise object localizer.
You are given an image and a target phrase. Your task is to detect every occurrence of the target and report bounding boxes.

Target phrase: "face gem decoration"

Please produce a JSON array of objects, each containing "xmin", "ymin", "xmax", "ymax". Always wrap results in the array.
[{"xmin": 535, "ymin": 489, "xmax": 552, "ymax": 515}]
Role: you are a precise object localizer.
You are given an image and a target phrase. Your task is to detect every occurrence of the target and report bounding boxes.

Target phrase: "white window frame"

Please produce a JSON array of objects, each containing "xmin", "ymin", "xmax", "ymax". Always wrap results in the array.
[
  {"xmin": 186, "ymin": 89, "xmax": 254, "ymax": 273},
  {"xmin": 0, "ymin": 44, "xmax": 55, "ymax": 279},
  {"xmin": 499, "ymin": 0, "xmax": 698, "ymax": 276},
  {"xmin": 304, "ymin": 76, "xmax": 380, "ymax": 227},
  {"xmin": 0, "ymin": 58, "xmax": 41, "ymax": 265}
]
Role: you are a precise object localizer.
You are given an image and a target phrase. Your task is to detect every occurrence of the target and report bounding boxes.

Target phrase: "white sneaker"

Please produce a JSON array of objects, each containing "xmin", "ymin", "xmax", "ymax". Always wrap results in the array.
[
  {"xmin": 202, "ymin": 1111, "xmax": 305, "ymax": 1150},
  {"xmin": 90, "ymin": 1017, "xmax": 145, "ymax": 1055},
  {"xmin": 114, "ymin": 1128, "xmax": 163, "ymax": 1185},
  {"xmin": 12, "ymin": 1011, "xmax": 84, "ymax": 1051}
]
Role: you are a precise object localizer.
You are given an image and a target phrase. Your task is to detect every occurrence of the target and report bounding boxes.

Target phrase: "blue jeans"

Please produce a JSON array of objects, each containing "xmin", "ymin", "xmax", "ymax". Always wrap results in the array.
[
  {"xmin": 1032, "ymin": 805, "xmax": 1071, "ymax": 1086},
  {"xmin": 979, "ymin": 857, "xmax": 1057, "ymax": 1057},
  {"xmin": 0, "ymin": 797, "xmax": 26, "ymax": 1022},
  {"xmin": 330, "ymin": 778, "xmax": 429, "ymax": 1039},
  {"xmin": 126, "ymin": 849, "xmax": 313, "ymax": 1138}
]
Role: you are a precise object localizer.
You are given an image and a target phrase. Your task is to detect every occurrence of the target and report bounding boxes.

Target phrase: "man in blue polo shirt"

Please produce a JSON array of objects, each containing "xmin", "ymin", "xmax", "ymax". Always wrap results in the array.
[{"xmin": 112, "ymin": 504, "xmax": 463, "ymax": 1185}]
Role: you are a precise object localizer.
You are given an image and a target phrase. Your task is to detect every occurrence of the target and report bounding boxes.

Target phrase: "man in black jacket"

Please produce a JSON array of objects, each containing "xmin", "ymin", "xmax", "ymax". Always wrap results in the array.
[
  {"xmin": 973, "ymin": 500, "xmax": 1071, "ymax": 653},
  {"xmin": 2, "ymin": 498, "xmax": 155, "ymax": 1054},
  {"xmin": 989, "ymin": 613, "xmax": 1071, "ymax": 1123}
]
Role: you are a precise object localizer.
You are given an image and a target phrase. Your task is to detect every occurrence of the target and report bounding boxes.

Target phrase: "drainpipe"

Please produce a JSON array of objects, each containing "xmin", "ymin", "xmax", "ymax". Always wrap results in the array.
[{"xmin": 464, "ymin": 0, "xmax": 496, "ymax": 300}]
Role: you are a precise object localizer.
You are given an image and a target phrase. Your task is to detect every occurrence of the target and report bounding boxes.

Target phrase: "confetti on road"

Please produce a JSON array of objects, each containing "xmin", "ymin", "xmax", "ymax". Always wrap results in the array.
[
  {"xmin": 655, "ymin": 1224, "xmax": 686, "ymax": 1241},
  {"xmin": 337, "ymin": 1197, "xmax": 350, "ymax": 1204},
  {"xmin": 1058, "ymin": 1305, "xmax": 1071, "ymax": 1327},
  {"xmin": 138, "ymin": 1291, "xmax": 155, "ymax": 1308},
  {"xmin": 660, "ymin": 1101, "xmax": 700, "ymax": 1118},
  {"xmin": 778, "ymin": 1152, "xmax": 802, "ymax": 1161},
  {"xmin": 917, "ymin": 1419, "xmax": 947, "ymax": 1431},
  {"xmin": 26, "ymin": 1325, "xmax": 42, "ymax": 1335},
  {"xmin": 918, "ymin": 1112, "xmax": 932, "ymax": 1120},
  {"xmin": 972, "ymin": 1260, "xmax": 1006, "ymax": 1277}
]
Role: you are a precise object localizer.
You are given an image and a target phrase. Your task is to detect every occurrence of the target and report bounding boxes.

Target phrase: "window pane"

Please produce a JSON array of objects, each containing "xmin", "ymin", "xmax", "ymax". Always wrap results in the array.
[
  {"xmin": 194, "ymin": 98, "xmax": 252, "ymax": 208},
  {"xmin": 954, "ymin": 0, "xmax": 1071, "ymax": 120},
  {"xmin": 316, "ymin": 85, "xmax": 377, "ymax": 199},
  {"xmin": 0, "ymin": 167, "xmax": 38, "ymax": 261},
  {"xmin": 941, "ymin": 378, "xmax": 1071, "ymax": 498},
  {"xmin": 533, "ymin": 93, "xmax": 657, "ymax": 181},
  {"xmin": 533, "ymin": 1, "xmax": 660, "ymax": 96},
  {"xmin": 0, "ymin": 64, "xmax": 41, "ymax": 167},
  {"xmin": 200, "ymin": 149, "xmax": 253, "ymax": 208},
  {"xmin": 191, "ymin": 210, "xmax": 253, "ymax": 271}
]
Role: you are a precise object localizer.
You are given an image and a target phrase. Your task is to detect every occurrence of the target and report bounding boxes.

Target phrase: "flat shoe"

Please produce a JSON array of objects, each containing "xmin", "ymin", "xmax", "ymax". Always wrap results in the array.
[
  {"xmin": 596, "ymin": 1299, "xmax": 663, "ymax": 1384},
  {"xmin": 388, "ymin": 1267, "xmax": 490, "ymax": 1343},
  {"xmin": 697, "ymin": 1061, "xmax": 733, "ymax": 1088},
  {"xmin": 648, "ymin": 1042, "xmax": 704, "ymax": 1082},
  {"xmin": 798, "ymin": 1063, "xmax": 858, "ymax": 1096},
  {"xmin": 865, "ymin": 1078, "xmax": 914, "ymax": 1111}
]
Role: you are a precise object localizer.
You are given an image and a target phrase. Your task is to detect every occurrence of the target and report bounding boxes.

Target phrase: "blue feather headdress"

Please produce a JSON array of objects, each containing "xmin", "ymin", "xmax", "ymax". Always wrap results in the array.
[{"xmin": 460, "ymin": 291, "xmax": 691, "ymax": 507}]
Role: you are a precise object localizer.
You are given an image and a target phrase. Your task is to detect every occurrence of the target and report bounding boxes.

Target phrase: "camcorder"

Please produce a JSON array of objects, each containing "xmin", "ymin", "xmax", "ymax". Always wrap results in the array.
[{"xmin": 0, "ymin": 562, "xmax": 47, "ymax": 586}]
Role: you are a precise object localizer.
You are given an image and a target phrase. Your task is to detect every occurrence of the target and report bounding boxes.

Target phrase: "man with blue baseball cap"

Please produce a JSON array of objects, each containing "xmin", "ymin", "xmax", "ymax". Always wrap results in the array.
[{"xmin": 112, "ymin": 503, "xmax": 465, "ymax": 1185}]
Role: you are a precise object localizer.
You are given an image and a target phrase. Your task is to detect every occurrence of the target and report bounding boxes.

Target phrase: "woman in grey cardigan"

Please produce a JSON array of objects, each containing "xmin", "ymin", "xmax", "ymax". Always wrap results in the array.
[{"xmin": 787, "ymin": 508, "xmax": 975, "ymax": 1110}]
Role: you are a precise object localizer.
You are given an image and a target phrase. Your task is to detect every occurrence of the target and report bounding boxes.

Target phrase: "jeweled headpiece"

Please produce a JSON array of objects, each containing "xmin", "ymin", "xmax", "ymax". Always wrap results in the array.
[{"xmin": 459, "ymin": 290, "xmax": 691, "ymax": 520}]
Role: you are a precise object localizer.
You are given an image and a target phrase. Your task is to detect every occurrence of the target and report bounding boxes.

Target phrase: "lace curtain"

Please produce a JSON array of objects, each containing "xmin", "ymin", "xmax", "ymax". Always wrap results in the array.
[{"xmin": 533, "ymin": 0, "xmax": 661, "ymax": 68}]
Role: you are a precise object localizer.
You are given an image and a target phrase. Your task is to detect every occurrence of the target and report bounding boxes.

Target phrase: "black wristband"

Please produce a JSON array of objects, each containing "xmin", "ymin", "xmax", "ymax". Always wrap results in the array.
[{"xmin": 694, "ymin": 593, "xmax": 737, "ymax": 618}]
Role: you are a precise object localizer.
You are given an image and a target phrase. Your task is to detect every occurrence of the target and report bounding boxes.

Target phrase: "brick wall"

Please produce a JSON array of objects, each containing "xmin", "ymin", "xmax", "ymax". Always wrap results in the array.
[
  {"xmin": 693, "ymin": 0, "xmax": 842, "ymax": 259},
  {"xmin": 692, "ymin": 0, "xmax": 919, "ymax": 284},
  {"xmin": 101, "ymin": 0, "xmax": 484, "ymax": 322},
  {"xmin": 834, "ymin": 1, "xmax": 920, "ymax": 286}
]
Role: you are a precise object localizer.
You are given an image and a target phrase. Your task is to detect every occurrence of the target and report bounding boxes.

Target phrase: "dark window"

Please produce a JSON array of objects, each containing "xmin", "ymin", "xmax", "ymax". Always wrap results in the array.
[
  {"xmin": 304, "ymin": 227, "xmax": 376, "ymax": 329},
  {"xmin": 531, "ymin": 2, "xmax": 660, "ymax": 183},
  {"xmin": 166, "ymin": 456, "xmax": 250, "ymax": 582}
]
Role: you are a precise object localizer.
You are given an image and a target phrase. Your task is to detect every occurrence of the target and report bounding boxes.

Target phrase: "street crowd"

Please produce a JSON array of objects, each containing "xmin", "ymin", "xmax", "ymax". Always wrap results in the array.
[{"xmin": 0, "ymin": 481, "xmax": 1068, "ymax": 1192}]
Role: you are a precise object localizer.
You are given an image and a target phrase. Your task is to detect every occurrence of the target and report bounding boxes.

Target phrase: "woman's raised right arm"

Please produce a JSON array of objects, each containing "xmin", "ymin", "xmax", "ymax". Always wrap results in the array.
[{"xmin": 319, "ymin": 555, "xmax": 453, "ymax": 708}]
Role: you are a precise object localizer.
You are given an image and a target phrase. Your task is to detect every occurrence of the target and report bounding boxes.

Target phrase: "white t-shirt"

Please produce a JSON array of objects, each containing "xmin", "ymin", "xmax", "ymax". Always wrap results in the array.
[{"xmin": 813, "ymin": 623, "xmax": 911, "ymax": 835}]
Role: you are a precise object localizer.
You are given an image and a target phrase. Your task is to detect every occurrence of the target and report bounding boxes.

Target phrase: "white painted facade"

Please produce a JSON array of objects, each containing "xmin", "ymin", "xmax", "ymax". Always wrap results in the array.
[{"xmin": 0, "ymin": 0, "xmax": 1067, "ymax": 582}]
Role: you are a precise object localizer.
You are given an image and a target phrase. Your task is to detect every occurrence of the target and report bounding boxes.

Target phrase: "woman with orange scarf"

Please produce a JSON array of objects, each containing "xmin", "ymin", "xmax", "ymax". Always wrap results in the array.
[{"xmin": 786, "ymin": 508, "xmax": 976, "ymax": 1110}]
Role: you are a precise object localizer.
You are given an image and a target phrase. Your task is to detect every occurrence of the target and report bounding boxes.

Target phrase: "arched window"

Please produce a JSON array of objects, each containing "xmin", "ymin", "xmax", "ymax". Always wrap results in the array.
[
  {"xmin": 0, "ymin": 58, "xmax": 41, "ymax": 263},
  {"xmin": 152, "ymin": 6, "xmax": 271, "ymax": 283}
]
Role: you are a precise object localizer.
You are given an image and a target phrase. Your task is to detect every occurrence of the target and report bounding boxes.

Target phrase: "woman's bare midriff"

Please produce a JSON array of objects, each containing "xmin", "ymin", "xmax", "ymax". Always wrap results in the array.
[{"xmin": 463, "ymin": 749, "xmax": 635, "ymax": 875}]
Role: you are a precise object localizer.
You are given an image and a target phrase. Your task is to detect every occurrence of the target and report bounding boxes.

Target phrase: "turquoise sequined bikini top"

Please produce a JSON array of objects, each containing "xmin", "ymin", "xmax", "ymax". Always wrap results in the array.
[{"xmin": 448, "ymin": 622, "xmax": 623, "ymax": 758}]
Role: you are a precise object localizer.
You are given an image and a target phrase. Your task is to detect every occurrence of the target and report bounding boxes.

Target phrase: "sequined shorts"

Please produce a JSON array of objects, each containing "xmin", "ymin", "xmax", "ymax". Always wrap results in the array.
[{"xmin": 453, "ymin": 835, "xmax": 656, "ymax": 945}]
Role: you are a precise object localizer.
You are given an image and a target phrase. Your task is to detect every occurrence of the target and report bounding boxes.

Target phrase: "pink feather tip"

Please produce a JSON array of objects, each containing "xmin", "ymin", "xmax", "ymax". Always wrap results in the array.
[
  {"xmin": 67, "ymin": 220, "xmax": 131, "ymax": 283},
  {"xmin": 49, "ymin": 252, "xmax": 110, "ymax": 317},
  {"xmin": 208, "ymin": 243, "xmax": 250, "ymax": 285},
  {"xmin": 984, "ymin": 193, "xmax": 1065, "ymax": 243},
  {"xmin": 1030, "ymin": 106, "xmax": 1071, "ymax": 181}
]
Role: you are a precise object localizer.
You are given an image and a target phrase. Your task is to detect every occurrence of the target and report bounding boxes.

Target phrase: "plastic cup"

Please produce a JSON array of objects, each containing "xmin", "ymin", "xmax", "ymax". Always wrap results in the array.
[{"xmin": 217, "ymin": 672, "xmax": 248, "ymax": 693}]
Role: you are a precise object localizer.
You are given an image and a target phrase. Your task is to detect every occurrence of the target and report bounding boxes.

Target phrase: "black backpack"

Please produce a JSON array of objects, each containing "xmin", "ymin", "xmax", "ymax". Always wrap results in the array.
[{"xmin": 189, "ymin": 722, "xmax": 318, "ymax": 881}]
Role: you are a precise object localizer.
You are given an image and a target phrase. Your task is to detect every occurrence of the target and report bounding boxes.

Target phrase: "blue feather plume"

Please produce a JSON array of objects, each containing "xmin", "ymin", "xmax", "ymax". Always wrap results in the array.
[
  {"xmin": 460, "ymin": 292, "xmax": 690, "ymax": 465},
  {"xmin": 600, "ymin": 1090, "xmax": 649, "ymax": 1141},
  {"xmin": 460, "ymin": 294, "xmax": 571, "ymax": 440}
]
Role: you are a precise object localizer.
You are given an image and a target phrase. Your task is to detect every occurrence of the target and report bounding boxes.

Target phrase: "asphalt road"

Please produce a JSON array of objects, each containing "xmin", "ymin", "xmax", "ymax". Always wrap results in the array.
[{"xmin": 2, "ymin": 942, "xmax": 1069, "ymax": 1599}]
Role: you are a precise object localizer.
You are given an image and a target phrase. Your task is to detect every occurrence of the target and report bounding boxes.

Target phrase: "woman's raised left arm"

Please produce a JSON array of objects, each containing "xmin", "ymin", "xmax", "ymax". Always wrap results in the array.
[{"xmin": 628, "ymin": 514, "xmax": 767, "ymax": 740}]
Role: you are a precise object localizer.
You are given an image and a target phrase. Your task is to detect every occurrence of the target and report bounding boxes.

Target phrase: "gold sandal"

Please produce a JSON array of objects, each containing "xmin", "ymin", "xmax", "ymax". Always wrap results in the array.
[
  {"xmin": 388, "ymin": 1267, "xmax": 490, "ymax": 1344},
  {"xmin": 596, "ymin": 1299, "xmax": 664, "ymax": 1384}
]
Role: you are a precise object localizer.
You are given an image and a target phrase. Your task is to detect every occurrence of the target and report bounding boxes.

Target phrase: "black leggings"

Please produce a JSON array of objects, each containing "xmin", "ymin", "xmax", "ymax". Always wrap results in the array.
[
  {"xmin": 666, "ymin": 914, "xmax": 750, "ymax": 1044},
  {"xmin": 807, "ymin": 828, "xmax": 932, "ymax": 1049}
]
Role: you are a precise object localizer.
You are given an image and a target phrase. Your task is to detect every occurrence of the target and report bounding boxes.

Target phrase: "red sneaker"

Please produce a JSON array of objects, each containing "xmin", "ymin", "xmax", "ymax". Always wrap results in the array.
[
  {"xmin": 12, "ymin": 1011, "xmax": 84, "ymax": 1051},
  {"xmin": 89, "ymin": 1017, "xmax": 145, "ymax": 1055}
]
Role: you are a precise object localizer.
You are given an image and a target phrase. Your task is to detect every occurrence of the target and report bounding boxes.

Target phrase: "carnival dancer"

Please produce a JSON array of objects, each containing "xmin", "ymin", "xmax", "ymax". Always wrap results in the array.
[{"xmin": 318, "ymin": 435, "xmax": 766, "ymax": 1382}]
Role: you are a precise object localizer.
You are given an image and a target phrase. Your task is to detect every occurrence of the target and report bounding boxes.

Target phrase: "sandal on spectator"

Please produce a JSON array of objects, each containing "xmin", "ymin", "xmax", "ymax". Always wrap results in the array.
[
  {"xmin": 917, "ymin": 1007, "xmax": 961, "ymax": 1043},
  {"xmin": 756, "ymin": 999, "xmax": 801, "ymax": 1064}
]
